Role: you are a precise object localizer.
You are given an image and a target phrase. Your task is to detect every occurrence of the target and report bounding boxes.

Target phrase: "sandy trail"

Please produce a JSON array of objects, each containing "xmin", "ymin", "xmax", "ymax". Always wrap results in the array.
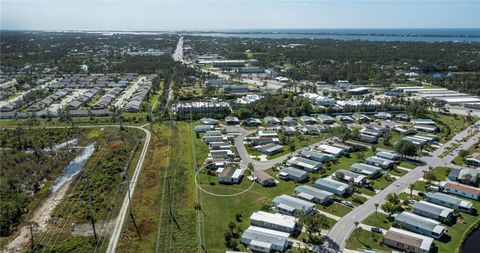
[{"xmin": 3, "ymin": 181, "xmax": 72, "ymax": 253}]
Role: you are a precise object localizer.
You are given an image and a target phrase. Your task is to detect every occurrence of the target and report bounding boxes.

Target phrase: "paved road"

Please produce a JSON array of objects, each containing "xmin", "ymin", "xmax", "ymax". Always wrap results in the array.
[
  {"xmin": 0, "ymin": 124, "xmax": 151, "ymax": 253},
  {"xmin": 325, "ymin": 122, "xmax": 480, "ymax": 251},
  {"xmin": 229, "ymin": 125, "xmax": 334, "ymax": 171},
  {"xmin": 106, "ymin": 124, "xmax": 151, "ymax": 253},
  {"xmin": 113, "ymin": 76, "xmax": 146, "ymax": 109},
  {"xmin": 173, "ymin": 36, "xmax": 183, "ymax": 62}
]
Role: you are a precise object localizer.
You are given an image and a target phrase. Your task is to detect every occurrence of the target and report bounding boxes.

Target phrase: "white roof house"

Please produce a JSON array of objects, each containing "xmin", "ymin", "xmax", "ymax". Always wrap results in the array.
[
  {"xmin": 286, "ymin": 157, "xmax": 321, "ymax": 172},
  {"xmin": 250, "ymin": 211, "xmax": 297, "ymax": 234},
  {"xmin": 317, "ymin": 144, "xmax": 345, "ymax": 157},
  {"xmin": 241, "ymin": 226, "xmax": 290, "ymax": 253}
]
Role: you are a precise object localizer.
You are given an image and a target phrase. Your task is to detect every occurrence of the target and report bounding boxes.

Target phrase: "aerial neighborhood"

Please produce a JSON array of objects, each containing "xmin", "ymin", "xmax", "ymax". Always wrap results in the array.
[{"xmin": 1, "ymin": 23, "xmax": 479, "ymax": 253}]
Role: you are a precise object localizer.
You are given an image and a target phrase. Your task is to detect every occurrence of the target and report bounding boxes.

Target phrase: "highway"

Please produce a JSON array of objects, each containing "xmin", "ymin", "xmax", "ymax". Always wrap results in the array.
[
  {"xmin": 173, "ymin": 36, "xmax": 183, "ymax": 62},
  {"xmin": 324, "ymin": 122, "xmax": 480, "ymax": 252}
]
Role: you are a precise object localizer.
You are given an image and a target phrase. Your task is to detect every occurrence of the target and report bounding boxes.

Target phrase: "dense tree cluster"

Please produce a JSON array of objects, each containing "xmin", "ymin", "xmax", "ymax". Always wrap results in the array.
[{"xmin": 186, "ymin": 35, "xmax": 480, "ymax": 94}]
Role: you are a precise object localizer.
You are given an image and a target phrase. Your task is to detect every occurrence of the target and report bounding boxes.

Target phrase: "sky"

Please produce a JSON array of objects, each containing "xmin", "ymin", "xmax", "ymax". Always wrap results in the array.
[{"xmin": 1, "ymin": 0, "xmax": 479, "ymax": 31}]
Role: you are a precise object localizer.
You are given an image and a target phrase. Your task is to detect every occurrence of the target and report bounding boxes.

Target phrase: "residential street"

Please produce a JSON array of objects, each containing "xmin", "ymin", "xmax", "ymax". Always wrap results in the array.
[{"xmin": 324, "ymin": 122, "xmax": 480, "ymax": 252}]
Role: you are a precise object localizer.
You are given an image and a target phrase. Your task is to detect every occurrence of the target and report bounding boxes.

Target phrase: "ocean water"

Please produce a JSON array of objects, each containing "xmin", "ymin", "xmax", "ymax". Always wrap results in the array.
[{"xmin": 182, "ymin": 28, "xmax": 480, "ymax": 42}]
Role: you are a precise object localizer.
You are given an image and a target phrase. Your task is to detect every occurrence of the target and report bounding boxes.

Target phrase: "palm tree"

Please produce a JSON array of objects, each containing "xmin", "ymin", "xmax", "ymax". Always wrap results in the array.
[
  {"xmin": 374, "ymin": 203, "xmax": 379, "ymax": 215},
  {"xmin": 354, "ymin": 221, "xmax": 360, "ymax": 240},
  {"xmin": 409, "ymin": 183, "xmax": 415, "ymax": 197},
  {"xmin": 289, "ymin": 142, "xmax": 296, "ymax": 156}
]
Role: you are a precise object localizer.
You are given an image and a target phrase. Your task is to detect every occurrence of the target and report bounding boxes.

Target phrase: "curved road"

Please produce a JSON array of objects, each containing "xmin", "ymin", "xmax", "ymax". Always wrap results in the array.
[
  {"xmin": 1, "ymin": 124, "xmax": 151, "ymax": 253},
  {"xmin": 229, "ymin": 125, "xmax": 334, "ymax": 171},
  {"xmin": 106, "ymin": 124, "xmax": 151, "ymax": 253},
  {"xmin": 326, "ymin": 122, "xmax": 480, "ymax": 252}
]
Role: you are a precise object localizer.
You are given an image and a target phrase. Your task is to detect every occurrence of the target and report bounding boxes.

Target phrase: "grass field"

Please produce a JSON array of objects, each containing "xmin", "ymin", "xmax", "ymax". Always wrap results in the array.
[
  {"xmin": 362, "ymin": 213, "xmax": 392, "ymax": 229},
  {"xmin": 118, "ymin": 122, "xmax": 198, "ymax": 253},
  {"xmin": 318, "ymin": 202, "xmax": 352, "ymax": 217},
  {"xmin": 430, "ymin": 167, "xmax": 451, "ymax": 181},
  {"xmin": 324, "ymin": 150, "xmax": 374, "ymax": 176},
  {"xmin": 345, "ymin": 228, "xmax": 390, "ymax": 252}
]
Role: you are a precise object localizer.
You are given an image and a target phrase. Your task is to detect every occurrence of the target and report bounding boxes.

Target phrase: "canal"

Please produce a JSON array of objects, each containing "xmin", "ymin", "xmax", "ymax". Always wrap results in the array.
[{"xmin": 461, "ymin": 226, "xmax": 480, "ymax": 253}]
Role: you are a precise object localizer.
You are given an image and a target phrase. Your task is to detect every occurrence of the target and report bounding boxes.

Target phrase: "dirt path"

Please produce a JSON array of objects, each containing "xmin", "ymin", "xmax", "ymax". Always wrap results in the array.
[{"xmin": 3, "ymin": 181, "xmax": 72, "ymax": 253}]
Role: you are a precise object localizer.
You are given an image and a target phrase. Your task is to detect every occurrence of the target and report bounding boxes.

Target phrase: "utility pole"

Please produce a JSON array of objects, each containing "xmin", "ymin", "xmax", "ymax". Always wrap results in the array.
[
  {"xmin": 29, "ymin": 223, "xmax": 35, "ymax": 252},
  {"xmin": 125, "ymin": 151, "xmax": 141, "ymax": 239},
  {"xmin": 87, "ymin": 178, "xmax": 98, "ymax": 241}
]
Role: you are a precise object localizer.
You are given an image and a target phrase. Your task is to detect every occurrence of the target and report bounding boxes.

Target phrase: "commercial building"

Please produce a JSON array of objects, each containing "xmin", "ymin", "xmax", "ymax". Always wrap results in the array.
[
  {"xmin": 425, "ymin": 192, "xmax": 473, "ymax": 213},
  {"xmin": 272, "ymin": 194, "xmax": 315, "ymax": 215},
  {"xmin": 439, "ymin": 181, "xmax": 480, "ymax": 200},
  {"xmin": 383, "ymin": 227, "xmax": 433, "ymax": 253},
  {"xmin": 279, "ymin": 167, "xmax": 308, "ymax": 182},
  {"xmin": 394, "ymin": 212, "xmax": 446, "ymax": 239},
  {"xmin": 412, "ymin": 201, "xmax": 454, "ymax": 223},
  {"xmin": 314, "ymin": 178, "xmax": 349, "ymax": 196},
  {"xmin": 241, "ymin": 226, "xmax": 290, "ymax": 253},
  {"xmin": 250, "ymin": 211, "xmax": 297, "ymax": 234},
  {"xmin": 294, "ymin": 185, "xmax": 334, "ymax": 205}
]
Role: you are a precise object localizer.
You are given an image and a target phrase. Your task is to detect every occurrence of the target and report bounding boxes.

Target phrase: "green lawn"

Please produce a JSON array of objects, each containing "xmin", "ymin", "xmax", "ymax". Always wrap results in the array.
[
  {"xmin": 413, "ymin": 181, "xmax": 428, "ymax": 192},
  {"xmin": 344, "ymin": 194, "xmax": 368, "ymax": 206},
  {"xmin": 345, "ymin": 228, "xmax": 391, "ymax": 252},
  {"xmin": 430, "ymin": 113, "xmax": 476, "ymax": 143},
  {"xmin": 377, "ymin": 131, "xmax": 403, "ymax": 150},
  {"xmin": 371, "ymin": 176, "xmax": 395, "ymax": 190},
  {"xmin": 430, "ymin": 167, "xmax": 451, "ymax": 181},
  {"xmin": 324, "ymin": 150, "xmax": 374, "ymax": 176},
  {"xmin": 389, "ymin": 167, "xmax": 408, "ymax": 177},
  {"xmin": 358, "ymin": 187, "xmax": 376, "ymax": 196},
  {"xmin": 452, "ymin": 142, "xmax": 480, "ymax": 166},
  {"xmin": 362, "ymin": 213, "xmax": 392, "ymax": 229},
  {"xmin": 200, "ymin": 170, "xmax": 300, "ymax": 252},
  {"xmin": 399, "ymin": 161, "xmax": 416, "ymax": 170},
  {"xmin": 318, "ymin": 202, "xmax": 352, "ymax": 217}
]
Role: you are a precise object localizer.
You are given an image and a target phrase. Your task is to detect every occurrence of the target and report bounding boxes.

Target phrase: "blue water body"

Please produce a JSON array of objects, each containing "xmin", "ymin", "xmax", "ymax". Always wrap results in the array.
[
  {"xmin": 183, "ymin": 28, "xmax": 480, "ymax": 42},
  {"xmin": 50, "ymin": 143, "xmax": 95, "ymax": 193},
  {"xmin": 462, "ymin": 226, "xmax": 480, "ymax": 253}
]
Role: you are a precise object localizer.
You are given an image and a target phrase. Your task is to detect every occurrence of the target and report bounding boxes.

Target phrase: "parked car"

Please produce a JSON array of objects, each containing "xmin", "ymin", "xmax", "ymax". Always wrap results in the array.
[
  {"xmin": 341, "ymin": 201, "xmax": 353, "ymax": 207},
  {"xmin": 371, "ymin": 227, "xmax": 382, "ymax": 234}
]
